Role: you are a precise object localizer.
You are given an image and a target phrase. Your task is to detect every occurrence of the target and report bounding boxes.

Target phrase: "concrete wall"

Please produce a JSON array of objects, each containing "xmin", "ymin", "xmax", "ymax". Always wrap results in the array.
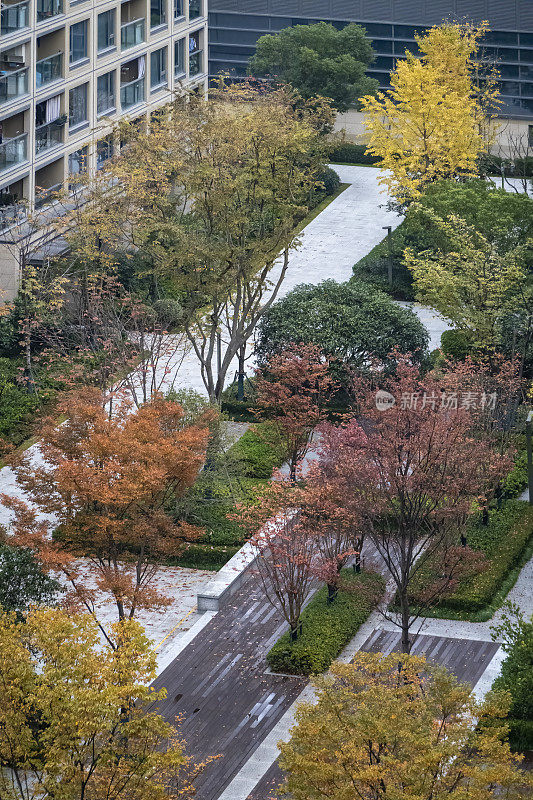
[
  {"xmin": 0, "ymin": 243, "xmax": 20, "ymax": 302},
  {"xmin": 332, "ymin": 109, "xmax": 533, "ymax": 158}
]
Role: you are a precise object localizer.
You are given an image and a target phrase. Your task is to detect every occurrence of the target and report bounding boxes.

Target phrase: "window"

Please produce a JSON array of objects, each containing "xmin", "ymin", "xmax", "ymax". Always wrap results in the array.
[
  {"xmin": 97, "ymin": 70, "xmax": 115, "ymax": 115},
  {"xmin": 175, "ymin": 0, "xmax": 183, "ymax": 17},
  {"xmin": 189, "ymin": 0, "xmax": 201, "ymax": 19},
  {"xmin": 150, "ymin": 47, "xmax": 167, "ymax": 88},
  {"xmin": 529, "ymin": 125, "xmax": 533, "ymax": 147},
  {"xmin": 174, "ymin": 37, "xmax": 185, "ymax": 75},
  {"xmin": 150, "ymin": 0, "xmax": 166, "ymax": 28},
  {"xmin": 97, "ymin": 136, "xmax": 113, "ymax": 169},
  {"xmin": 68, "ymin": 145, "xmax": 88, "ymax": 187},
  {"xmin": 97, "ymin": 9, "xmax": 115, "ymax": 51},
  {"xmin": 69, "ymin": 82, "xmax": 88, "ymax": 128},
  {"xmin": 69, "ymin": 19, "xmax": 88, "ymax": 63}
]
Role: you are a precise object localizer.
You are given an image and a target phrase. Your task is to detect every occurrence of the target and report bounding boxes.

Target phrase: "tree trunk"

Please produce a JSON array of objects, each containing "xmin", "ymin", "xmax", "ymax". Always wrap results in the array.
[
  {"xmin": 399, "ymin": 593, "xmax": 411, "ymax": 654},
  {"xmin": 237, "ymin": 344, "xmax": 246, "ymax": 401},
  {"xmin": 327, "ymin": 584, "xmax": 338, "ymax": 604}
]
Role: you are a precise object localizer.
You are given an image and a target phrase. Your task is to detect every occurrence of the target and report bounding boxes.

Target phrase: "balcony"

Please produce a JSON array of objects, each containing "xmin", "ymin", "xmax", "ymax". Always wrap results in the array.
[
  {"xmin": 35, "ymin": 182, "xmax": 61, "ymax": 209},
  {"xmin": 1, "ymin": 1, "xmax": 29, "ymax": 36},
  {"xmin": 121, "ymin": 18, "xmax": 144, "ymax": 50},
  {"xmin": 120, "ymin": 76, "xmax": 144, "ymax": 109},
  {"xmin": 36, "ymin": 0, "xmax": 63, "ymax": 22},
  {"xmin": 189, "ymin": 0, "xmax": 201, "ymax": 18},
  {"xmin": 35, "ymin": 118, "xmax": 65, "ymax": 154},
  {"xmin": 189, "ymin": 49, "xmax": 202, "ymax": 76},
  {"xmin": 0, "ymin": 132, "xmax": 27, "ymax": 173},
  {"xmin": 0, "ymin": 67, "xmax": 28, "ymax": 105},
  {"xmin": 36, "ymin": 52, "xmax": 62, "ymax": 88}
]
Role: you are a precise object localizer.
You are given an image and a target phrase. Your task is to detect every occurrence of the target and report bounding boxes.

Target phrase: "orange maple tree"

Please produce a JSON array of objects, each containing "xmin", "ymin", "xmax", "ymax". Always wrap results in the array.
[{"xmin": 2, "ymin": 389, "xmax": 210, "ymax": 647}]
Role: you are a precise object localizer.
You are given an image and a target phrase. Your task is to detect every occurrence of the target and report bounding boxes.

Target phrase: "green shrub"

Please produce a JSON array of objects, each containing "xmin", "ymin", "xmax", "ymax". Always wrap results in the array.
[
  {"xmin": 228, "ymin": 424, "xmax": 287, "ymax": 479},
  {"xmin": 502, "ymin": 449, "xmax": 528, "ymax": 500},
  {"xmin": 0, "ymin": 358, "xmax": 42, "ymax": 446},
  {"xmin": 267, "ymin": 570, "xmax": 384, "ymax": 675},
  {"xmin": 440, "ymin": 329, "xmax": 473, "ymax": 361},
  {"xmin": 173, "ymin": 423, "xmax": 287, "ymax": 566},
  {"xmin": 492, "ymin": 611, "xmax": 533, "ymax": 752},
  {"xmin": 328, "ymin": 142, "xmax": 380, "ymax": 165},
  {"xmin": 170, "ymin": 543, "xmax": 240, "ymax": 570},
  {"xmin": 352, "ymin": 222, "xmax": 415, "ymax": 300},
  {"xmin": 409, "ymin": 502, "xmax": 533, "ymax": 615}
]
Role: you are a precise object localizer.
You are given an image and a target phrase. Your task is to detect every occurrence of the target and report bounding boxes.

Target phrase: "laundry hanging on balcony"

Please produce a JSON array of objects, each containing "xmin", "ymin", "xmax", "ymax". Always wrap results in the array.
[{"xmin": 138, "ymin": 55, "xmax": 145, "ymax": 78}]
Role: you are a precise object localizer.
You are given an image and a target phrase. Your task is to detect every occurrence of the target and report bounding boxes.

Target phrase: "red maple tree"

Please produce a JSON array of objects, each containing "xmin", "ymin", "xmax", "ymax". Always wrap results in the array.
[
  {"xmin": 254, "ymin": 343, "xmax": 335, "ymax": 481},
  {"xmin": 2, "ymin": 388, "xmax": 210, "ymax": 647}
]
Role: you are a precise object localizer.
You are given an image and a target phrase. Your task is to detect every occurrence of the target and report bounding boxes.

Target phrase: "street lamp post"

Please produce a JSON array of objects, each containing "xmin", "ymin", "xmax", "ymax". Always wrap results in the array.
[
  {"xmin": 382, "ymin": 225, "xmax": 393, "ymax": 288},
  {"xmin": 526, "ymin": 410, "xmax": 533, "ymax": 506}
]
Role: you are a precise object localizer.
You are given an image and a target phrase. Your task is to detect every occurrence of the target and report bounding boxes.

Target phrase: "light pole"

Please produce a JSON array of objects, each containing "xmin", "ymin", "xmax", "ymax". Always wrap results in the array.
[
  {"xmin": 526, "ymin": 410, "xmax": 533, "ymax": 506},
  {"xmin": 382, "ymin": 225, "xmax": 393, "ymax": 288}
]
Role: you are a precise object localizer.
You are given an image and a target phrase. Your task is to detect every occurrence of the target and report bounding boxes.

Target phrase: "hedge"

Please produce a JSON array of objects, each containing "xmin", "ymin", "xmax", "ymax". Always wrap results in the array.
[
  {"xmin": 172, "ymin": 423, "xmax": 287, "ymax": 567},
  {"xmin": 267, "ymin": 570, "xmax": 384, "ymax": 675},
  {"xmin": 328, "ymin": 142, "xmax": 380, "ymax": 165},
  {"xmin": 492, "ymin": 613, "xmax": 533, "ymax": 752},
  {"xmin": 408, "ymin": 501, "xmax": 533, "ymax": 617}
]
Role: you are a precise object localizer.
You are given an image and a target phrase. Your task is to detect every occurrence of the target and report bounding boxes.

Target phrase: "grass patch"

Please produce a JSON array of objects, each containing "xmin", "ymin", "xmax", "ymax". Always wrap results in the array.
[
  {"xmin": 409, "ymin": 501, "xmax": 533, "ymax": 622},
  {"xmin": 267, "ymin": 570, "xmax": 385, "ymax": 676}
]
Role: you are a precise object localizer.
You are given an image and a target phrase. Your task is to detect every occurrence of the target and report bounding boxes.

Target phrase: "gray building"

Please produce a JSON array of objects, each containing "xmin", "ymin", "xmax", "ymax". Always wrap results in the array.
[{"xmin": 208, "ymin": 0, "xmax": 533, "ymax": 118}]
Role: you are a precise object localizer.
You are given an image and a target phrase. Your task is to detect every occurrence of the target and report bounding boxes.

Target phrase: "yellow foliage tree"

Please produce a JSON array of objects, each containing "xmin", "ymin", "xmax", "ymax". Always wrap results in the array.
[
  {"xmin": 279, "ymin": 651, "xmax": 530, "ymax": 800},
  {"xmin": 361, "ymin": 23, "xmax": 500, "ymax": 205},
  {"xmin": 0, "ymin": 608, "xmax": 212, "ymax": 799},
  {"xmin": 404, "ymin": 209, "xmax": 531, "ymax": 351}
]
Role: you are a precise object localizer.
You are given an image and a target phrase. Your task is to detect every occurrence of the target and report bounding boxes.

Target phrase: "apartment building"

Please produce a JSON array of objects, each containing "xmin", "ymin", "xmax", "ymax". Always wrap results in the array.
[{"xmin": 0, "ymin": 0, "xmax": 207, "ymax": 298}]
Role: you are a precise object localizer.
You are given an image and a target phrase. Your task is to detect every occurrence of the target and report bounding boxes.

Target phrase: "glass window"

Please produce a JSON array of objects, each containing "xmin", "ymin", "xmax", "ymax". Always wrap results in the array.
[
  {"xmin": 97, "ymin": 70, "xmax": 115, "ymax": 115},
  {"xmin": 150, "ymin": 47, "xmax": 167, "ymax": 88},
  {"xmin": 68, "ymin": 146, "xmax": 88, "ymax": 187},
  {"xmin": 97, "ymin": 136, "xmax": 113, "ymax": 170},
  {"xmin": 150, "ymin": 0, "xmax": 166, "ymax": 28},
  {"xmin": 175, "ymin": 0, "xmax": 183, "ymax": 17},
  {"xmin": 97, "ymin": 9, "xmax": 115, "ymax": 51},
  {"xmin": 189, "ymin": 0, "xmax": 201, "ymax": 19},
  {"xmin": 69, "ymin": 82, "xmax": 88, "ymax": 127},
  {"xmin": 69, "ymin": 19, "xmax": 88, "ymax": 63},
  {"xmin": 174, "ymin": 37, "xmax": 185, "ymax": 75}
]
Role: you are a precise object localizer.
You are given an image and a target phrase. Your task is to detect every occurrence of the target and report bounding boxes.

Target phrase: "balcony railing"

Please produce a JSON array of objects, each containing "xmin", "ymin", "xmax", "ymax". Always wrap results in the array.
[
  {"xmin": 0, "ymin": 67, "xmax": 29, "ymax": 105},
  {"xmin": 189, "ymin": 0, "xmax": 201, "ymax": 18},
  {"xmin": 35, "ymin": 182, "xmax": 61, "ymax": 209},
  {"xmin": 120, "ymin": 18, "xmax": 144, "ymax": 50},
  {"xmin": 35, "ymin": 52, "xmax": 62, "ymax": 88},
  {"xmin": 0, "ymin": 202, "xmax": 25, "ymax": 231},
  {"xmin": 1, "ymin": 1, "xmax": 29, "ymax": 36},
  {"xmin": 120, "ymin": 76, "xmax": 144, "ymax": 108},
  {"xmin": 189, "ymin": 49, "xmax": 202, "ymax": 76},
  {"xmin": 0, "ymin": 132, "xmax": 28, "ymax": 173},
  {"xmin": 36, "ymin": 0, "xmax": 62, "ymax": 21},
  {"xmin": 35, "ymin": 118, "xmax": 64, "ymax": 153}
]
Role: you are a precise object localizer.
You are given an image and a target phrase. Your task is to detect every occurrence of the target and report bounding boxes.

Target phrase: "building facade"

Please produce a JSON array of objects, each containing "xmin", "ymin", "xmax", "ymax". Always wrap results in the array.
[
  {"xmin": 208, "ymin": 0, "xmax": 533, "ymax": 119},
  {"xmin": 0, "ymin": 0, "xmax": 207, "ymax": 297}
]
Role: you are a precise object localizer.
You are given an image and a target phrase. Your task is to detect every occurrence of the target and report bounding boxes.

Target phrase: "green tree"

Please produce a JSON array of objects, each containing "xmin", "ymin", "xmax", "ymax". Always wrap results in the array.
[
  {"xmin": 405, "ymin": 209, "xmax": 531, "ymax": 353},
  {"xmin": 248, "ymin": 22, "xmax": 378, "ymax": 112},
  {"xmin": 255, "ymin": 280, "xmax": 428, "ymax": 387},
  {"xmin": 0, "ymin": 545, "xmax": 60, "ymax": 619},
  {"xmin": 279, "ymin": 651, "xmax": 529, "ymax": 800}
]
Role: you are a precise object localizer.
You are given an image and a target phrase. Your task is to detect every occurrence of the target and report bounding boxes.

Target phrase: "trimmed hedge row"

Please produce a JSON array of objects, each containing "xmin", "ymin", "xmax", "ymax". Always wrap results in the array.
[
  {"xmin": 409, "ymin": 501, "xmax": 533, "ymax": 616},
  {"xmin": 267, "ymin": 570, "xmax": 385, "ymax": 675},
  {"xmin": 170, "ymin": 543, "xmax": 240, "ymax": 570},
  {"xmin": 328, "ymin": 142, "xmax": 380, "ymax": 165}
]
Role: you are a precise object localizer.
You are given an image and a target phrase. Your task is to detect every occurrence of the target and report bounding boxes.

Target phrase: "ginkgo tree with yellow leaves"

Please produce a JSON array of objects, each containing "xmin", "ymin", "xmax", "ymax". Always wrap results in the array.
[
  {"xmin": 361, "ymin": 22, "xmax": 500, "ymax": 205},
  {"xmin": 280, "ymin": 651, "xmax": 530, "ymax": 800},
  {"xmin": 0, "ymin": 607, "xmax": 214, "ymax": 800}
]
